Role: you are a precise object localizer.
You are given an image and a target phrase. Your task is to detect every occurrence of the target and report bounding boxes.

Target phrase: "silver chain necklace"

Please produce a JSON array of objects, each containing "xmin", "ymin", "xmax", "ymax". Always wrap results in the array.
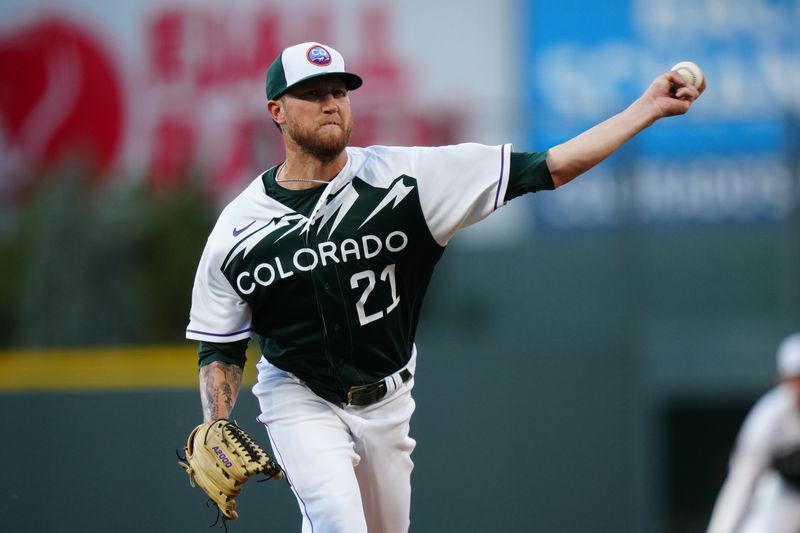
[{"xmin": 275, "ymin": 165, "xmax": 331, "ymax": 185}]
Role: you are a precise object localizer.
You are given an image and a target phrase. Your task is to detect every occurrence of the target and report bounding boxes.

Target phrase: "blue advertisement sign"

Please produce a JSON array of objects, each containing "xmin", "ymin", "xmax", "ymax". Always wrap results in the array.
[{"xmin": 523, "ymin": 0, "xmax": 800, "ymax": 229}]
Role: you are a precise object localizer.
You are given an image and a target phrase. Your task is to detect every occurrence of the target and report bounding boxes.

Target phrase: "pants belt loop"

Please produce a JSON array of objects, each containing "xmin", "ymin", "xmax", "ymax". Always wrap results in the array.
[
  {"xmin": 385, "ymin": 373, "xmax": 399, "ymax": 396},
  {"xmin": 385, "ymin": 365, "xmax": 412, "ymax": 398}
]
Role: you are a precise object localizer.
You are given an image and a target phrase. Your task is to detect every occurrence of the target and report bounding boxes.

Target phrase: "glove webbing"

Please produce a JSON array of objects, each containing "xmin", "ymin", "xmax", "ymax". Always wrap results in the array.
[
  {"xmin": 220, "ymin": 421, "xmax": 282, "ymax": 479},
  {"xmin": 222, "ymin": 422, "xmax": 263, "ymax": 463}
]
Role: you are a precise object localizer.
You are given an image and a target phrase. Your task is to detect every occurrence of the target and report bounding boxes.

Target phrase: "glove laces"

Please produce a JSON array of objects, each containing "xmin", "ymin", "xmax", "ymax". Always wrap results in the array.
[{"xmin": 223, "ymin": 421, "xmax": 262, "ymax": 462}]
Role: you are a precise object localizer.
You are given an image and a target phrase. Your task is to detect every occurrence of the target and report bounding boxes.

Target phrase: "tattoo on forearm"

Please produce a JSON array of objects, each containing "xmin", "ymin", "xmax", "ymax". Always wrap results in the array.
[{"xmin": 199, "ymin": 362, "xmax": 243, "ymax": 422}]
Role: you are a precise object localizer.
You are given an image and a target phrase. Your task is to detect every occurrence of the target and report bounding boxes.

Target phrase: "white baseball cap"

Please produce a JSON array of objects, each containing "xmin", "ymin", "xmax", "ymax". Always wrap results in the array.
[
  {"xmin": 265, "ymin": 42, "xmax": 363, "ymax": 100},
  {"xmin": 777, "ymin": 332, "xmax": 800, "ymax": 378}
]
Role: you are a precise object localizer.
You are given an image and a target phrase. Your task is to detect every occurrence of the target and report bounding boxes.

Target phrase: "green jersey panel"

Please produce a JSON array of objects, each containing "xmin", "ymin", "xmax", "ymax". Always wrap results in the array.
[{"xmin": 223, "ymin": 171, "xmax": 442, "ymax": 390}]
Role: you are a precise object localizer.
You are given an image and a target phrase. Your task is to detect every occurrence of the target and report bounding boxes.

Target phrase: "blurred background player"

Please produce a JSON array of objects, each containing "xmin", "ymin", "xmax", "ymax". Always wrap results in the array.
[{"xmin": 707, "ymin": 332, "xmax": 800, "ymax": 533}]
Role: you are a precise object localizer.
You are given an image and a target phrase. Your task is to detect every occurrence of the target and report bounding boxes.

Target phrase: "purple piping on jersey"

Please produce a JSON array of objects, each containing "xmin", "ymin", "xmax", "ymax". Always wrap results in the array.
[
  {"xmin": 185, "ymin": 328, "xmax": 251, "ymax": 337},
  {"xmin": 493, "ymin": 144, "xmax": 506, "ymax": 209},
  {"xmin": 265, "ymin": 425, "xmax": 315, "ymax": 532}
]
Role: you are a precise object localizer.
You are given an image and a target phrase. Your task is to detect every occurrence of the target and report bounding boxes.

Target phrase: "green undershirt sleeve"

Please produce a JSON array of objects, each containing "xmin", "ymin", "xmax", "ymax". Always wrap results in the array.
[
  {"xmin": 198, "ymin": 339, "xmax": 249, "ymax": 369},
  {"xmin": 504, "ymin": 150, "xmax": 555, "ymax": 202}
]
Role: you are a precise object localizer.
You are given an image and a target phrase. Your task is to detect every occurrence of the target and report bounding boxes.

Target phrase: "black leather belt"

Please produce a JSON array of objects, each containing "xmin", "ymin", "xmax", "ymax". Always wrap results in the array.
[{"xmin": 311, "ymin": 368, "xmax": 413, "ymax": 407}]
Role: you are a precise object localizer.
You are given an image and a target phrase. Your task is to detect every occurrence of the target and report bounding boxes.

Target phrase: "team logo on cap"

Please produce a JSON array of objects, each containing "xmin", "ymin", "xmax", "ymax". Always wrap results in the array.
[{"xmin": 306, "ymin": 45, "xmax": 332, "ymax": 66}]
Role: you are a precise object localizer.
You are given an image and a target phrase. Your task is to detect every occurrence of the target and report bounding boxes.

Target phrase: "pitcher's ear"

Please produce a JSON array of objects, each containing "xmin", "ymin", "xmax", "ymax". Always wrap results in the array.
[{"xmin": 267, "ymin": 99, "xmax": 284, "ymax": 125}]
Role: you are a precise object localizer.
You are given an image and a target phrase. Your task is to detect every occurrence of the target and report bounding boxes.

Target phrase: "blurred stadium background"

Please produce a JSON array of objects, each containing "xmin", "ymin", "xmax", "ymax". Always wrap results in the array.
[{"xmin": 1, "ymin": 0, "xmax": 798, "ymax": 531}]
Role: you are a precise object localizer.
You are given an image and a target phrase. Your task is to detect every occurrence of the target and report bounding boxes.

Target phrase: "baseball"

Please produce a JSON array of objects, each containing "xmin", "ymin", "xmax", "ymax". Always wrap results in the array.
[{"xmin": 670, "ymin": 61, "xmax": 704, "ymax": 90}]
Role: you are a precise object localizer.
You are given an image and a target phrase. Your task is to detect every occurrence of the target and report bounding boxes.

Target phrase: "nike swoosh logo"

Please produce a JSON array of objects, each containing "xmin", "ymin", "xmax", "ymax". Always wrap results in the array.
[{"xmin": 232, "ymin": 220, "xmax": 255, "ymax": 237}]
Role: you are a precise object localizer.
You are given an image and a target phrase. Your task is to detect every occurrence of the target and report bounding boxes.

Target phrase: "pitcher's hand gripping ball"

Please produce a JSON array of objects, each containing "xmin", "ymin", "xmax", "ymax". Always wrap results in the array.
[
  {"xmin": 670, "ymin": 61, "xmax": 705, "ymax": 90},
  {"xmin": 178, "ymin": 419, "xmax": 282, "ymax": 521}
]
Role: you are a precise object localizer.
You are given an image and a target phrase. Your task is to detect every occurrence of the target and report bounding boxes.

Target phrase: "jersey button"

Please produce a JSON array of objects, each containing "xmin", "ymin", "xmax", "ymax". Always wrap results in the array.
[
  {"xmin": 323, "ymin": 283, "xmax": 330, "ymax": 290},
  {"xmin": 333, "ymin": 324, "xmax": 341, "ymax": 332}
]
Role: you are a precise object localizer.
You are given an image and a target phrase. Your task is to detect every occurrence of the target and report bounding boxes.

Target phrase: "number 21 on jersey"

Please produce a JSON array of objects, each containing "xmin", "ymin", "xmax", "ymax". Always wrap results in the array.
[{"xmin": 350, "ymin": 264, "xmax": 400, "ymax": 326}]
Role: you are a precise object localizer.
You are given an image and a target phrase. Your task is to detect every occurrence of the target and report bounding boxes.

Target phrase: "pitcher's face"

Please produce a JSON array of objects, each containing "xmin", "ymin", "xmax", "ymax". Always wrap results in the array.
[{"xmin": 278, "ymin": 76, "xmax": 353, "ymax": 161}]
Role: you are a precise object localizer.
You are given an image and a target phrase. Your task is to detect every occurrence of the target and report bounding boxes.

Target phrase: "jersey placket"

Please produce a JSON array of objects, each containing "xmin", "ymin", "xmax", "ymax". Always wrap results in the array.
[{"xmin": 303, "ymin": 174, "xmax": 357, "ymax": 389}]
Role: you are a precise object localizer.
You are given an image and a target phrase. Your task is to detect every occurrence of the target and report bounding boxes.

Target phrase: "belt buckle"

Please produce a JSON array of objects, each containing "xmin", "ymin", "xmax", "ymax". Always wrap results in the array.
[{"xmin": 346, "ymin": 382, "xmax": 377, "ymax": 406}]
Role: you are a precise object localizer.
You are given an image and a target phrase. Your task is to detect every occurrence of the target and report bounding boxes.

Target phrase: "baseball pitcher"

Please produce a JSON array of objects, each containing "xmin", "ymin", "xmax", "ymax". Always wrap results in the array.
[{"xmin": 181, "ymin": 41, "xmax": 704, "ymax": 532}]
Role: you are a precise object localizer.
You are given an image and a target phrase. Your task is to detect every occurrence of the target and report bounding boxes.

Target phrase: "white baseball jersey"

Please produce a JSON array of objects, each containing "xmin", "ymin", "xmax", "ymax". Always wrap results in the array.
[
  {"xmin": 186, "ymin": 143, "xmax": 551, "ymax": 393},
  {"xmin": 707, "ymin": 383, "xmax": 800, "ymax": 533}
]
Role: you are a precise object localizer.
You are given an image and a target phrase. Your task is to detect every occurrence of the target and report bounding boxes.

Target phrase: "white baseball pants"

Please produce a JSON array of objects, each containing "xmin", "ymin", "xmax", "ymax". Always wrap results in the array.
[
  {"xmin": 737, "ymin": 476, "xmax": 800, "ymax": 533},
  {"xmin": 252, "ymin": 355, "xmax": 417, "ymax": 533}
]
